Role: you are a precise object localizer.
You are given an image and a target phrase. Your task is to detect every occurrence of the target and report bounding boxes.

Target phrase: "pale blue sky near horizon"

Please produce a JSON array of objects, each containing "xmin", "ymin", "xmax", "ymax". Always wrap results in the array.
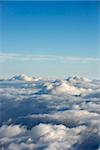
[{"xmin": 0, "ymin": 1, "xmax": 100, "ymax": 79}]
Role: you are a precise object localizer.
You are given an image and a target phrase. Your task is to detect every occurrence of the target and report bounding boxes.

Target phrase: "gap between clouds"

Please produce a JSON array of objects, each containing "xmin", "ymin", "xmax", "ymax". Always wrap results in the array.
[{"xmin": 0, "ymin": 53, "xmax": 100, "ymax": 63}]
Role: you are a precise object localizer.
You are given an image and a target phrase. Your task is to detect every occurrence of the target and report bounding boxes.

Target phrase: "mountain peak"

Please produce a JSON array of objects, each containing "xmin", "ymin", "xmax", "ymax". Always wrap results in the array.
[
  {"xmin": 66, "ymin": 76, "xmax": 91, "ymax": 82},
  {"xmin": 9, "ymin": 74, "xmax": 33, "ymax": 81}
]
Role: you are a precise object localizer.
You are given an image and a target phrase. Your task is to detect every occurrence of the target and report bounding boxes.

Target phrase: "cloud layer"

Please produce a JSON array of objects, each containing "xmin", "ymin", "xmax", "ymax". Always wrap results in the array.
[
  {"xmin": 0, "ymin": 75, "xmax": 100, "ymax": 150},
  {"xmin": 0, "ymin": 53, "xmax": 100, "ymax": 62}
]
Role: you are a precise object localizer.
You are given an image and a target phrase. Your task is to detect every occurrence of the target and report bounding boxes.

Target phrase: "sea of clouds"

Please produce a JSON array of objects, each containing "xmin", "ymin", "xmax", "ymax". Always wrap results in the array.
[{"xmin": 0, "ymin": 74, "xmax": 100, "ymax": 150}]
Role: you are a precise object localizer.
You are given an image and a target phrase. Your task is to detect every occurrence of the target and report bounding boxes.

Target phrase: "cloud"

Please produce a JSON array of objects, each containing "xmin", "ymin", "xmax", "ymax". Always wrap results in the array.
[
  {"xmin": 0, "ymin": 75, "xmax": 100, "ymax": 149},
  {"xmin": 0, "ymin": 52, "xmax": 100, "ymax": 62},
  {"xmin": 0, "ymin": 125, "xmax": 25, "ymax": 138}
]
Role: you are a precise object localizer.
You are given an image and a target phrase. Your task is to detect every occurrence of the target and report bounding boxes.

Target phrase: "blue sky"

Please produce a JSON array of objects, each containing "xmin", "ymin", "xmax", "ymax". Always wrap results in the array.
[{"xmin": 0, "ymin": 1, "xmax": 100, "ymax": 78}]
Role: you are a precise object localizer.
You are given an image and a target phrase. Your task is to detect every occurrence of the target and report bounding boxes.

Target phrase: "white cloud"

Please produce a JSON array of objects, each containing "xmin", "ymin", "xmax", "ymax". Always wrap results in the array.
[
  {"xmin": 0, "ymin": 125, "xmax": 25, "ymax": 138},
  {"xmin": 0, "ymin": 52, "xmax": 100, "ymax": 62},
  {"xmin": 0, "ymin": 75, "xmax": 100, "ymax": 149},
  {"xmin": 8, "ymin": 143, "xmax": 36, "ymax": 150}
]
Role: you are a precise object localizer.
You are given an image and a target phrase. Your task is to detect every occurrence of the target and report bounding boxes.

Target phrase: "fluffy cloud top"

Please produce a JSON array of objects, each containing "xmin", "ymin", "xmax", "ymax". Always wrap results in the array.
[{"xmin": 0, "ymin": 75, "xmax": 100, "ymax": 150}]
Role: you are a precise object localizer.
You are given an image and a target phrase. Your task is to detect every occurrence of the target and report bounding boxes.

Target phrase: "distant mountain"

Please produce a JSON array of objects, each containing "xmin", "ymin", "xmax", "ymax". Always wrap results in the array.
[
  {"xmin": 66, "ymin": 76, "xmax": 91, "ymax": 83},
  {"xmin": 8, "ymin": 74, "xmax": 36, "ymax": 82},
  {"xmin": 36, "ymin": 80, "xmax": 89, "ymax": 96},
  {"xmin": 0, "ymin": 74, "xmax": 93, "ymax": 85}
]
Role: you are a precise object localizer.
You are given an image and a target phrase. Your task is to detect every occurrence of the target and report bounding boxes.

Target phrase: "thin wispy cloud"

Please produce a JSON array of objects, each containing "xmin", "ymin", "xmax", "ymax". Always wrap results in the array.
[{"xmin": 0, "ymin": 53, "xmax": 100, "ymax": 62}]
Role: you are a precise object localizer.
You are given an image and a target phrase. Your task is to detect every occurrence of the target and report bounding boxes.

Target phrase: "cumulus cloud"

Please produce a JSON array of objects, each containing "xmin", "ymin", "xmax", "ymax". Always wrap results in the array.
[
  {"xmin": 0, "ymin": 75, "xmax": 100, "ymax": 150},
  {"xmin": 0, "ymin": 125, "xmax": 25, "ymax": 138}
]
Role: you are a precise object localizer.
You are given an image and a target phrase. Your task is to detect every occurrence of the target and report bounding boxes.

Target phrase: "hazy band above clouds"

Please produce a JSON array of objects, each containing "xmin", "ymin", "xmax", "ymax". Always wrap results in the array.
[{"xmin": 0, "ymin": 53, "xmax": 100, "ymax": 62}]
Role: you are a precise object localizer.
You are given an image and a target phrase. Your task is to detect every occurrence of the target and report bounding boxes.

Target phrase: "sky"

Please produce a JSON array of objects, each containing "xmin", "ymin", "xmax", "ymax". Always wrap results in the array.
[{"xmin": 0, "ymin": 1, "xmax": 100, "ymax": 79}]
